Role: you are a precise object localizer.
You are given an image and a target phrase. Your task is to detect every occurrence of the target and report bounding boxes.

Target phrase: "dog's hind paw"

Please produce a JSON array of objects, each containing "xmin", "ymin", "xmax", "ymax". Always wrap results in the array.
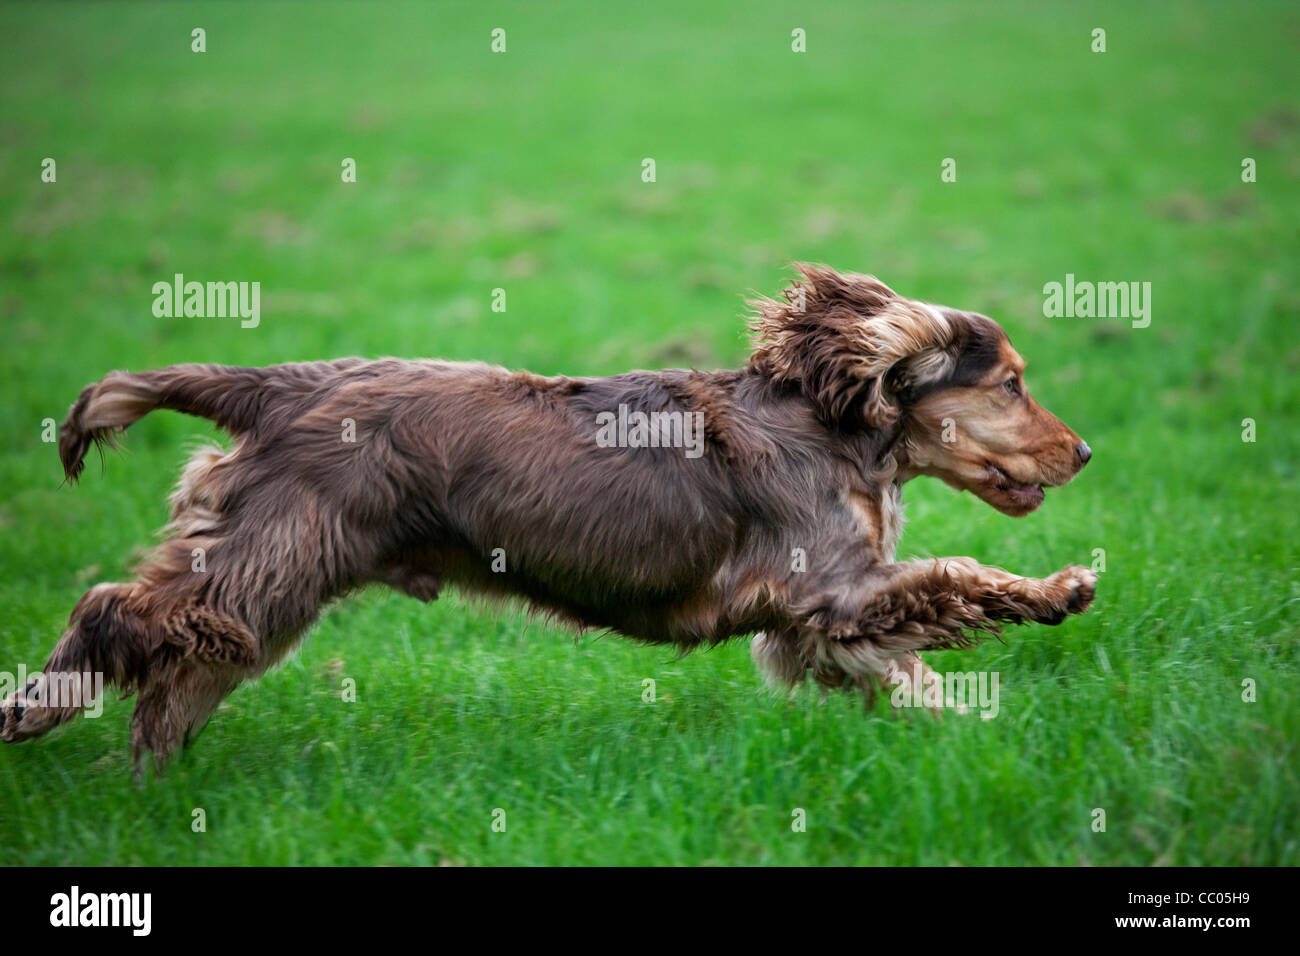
[{"xmin": 0, "ymin": 679, "xmax": 39, "ymax": 743}]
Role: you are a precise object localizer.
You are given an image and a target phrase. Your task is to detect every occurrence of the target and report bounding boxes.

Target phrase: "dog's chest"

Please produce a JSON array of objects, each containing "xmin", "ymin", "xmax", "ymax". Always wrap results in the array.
[
  {"xmin": 879, "ymin": 483, "xmax": 905, "ymax": 561},
  {"xmin": 847, "ymin": 483, "xmax": 906, "ymax": 563}
]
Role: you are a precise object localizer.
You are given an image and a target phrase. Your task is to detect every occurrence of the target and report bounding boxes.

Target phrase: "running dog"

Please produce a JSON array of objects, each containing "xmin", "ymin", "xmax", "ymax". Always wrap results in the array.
[{"xmin": 0, "ymin": 265, "xmax": 1095, "ymax": 771}]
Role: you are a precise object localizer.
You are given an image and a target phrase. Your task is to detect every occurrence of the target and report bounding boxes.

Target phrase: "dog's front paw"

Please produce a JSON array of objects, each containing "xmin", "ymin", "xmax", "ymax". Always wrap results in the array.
[{"xmin": 1036, "ymin": 565, "xmax": 1097, "ymax": 624}]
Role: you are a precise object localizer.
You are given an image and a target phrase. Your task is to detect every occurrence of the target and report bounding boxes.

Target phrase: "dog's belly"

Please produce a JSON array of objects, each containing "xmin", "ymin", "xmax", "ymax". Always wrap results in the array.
[
  {"xmin": 379, "ymin": 540, "xmax": 773, "ymax": 647},
  {"xmin": 369, "ymin": 550, "xmax": 712, "ymax": 647}
]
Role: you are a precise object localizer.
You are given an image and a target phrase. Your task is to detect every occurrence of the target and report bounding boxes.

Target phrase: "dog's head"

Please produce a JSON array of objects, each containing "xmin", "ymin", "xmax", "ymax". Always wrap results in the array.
[{"xmin": 748, "ymin": 264, "xmax": 1090, "ymax": 516}]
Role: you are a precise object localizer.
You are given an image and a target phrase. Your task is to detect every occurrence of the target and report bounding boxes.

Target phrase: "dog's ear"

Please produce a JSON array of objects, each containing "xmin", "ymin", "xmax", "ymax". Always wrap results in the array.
[{"xmin": 748, "ymin": 264, "xmax": 955, "ymax": 429}]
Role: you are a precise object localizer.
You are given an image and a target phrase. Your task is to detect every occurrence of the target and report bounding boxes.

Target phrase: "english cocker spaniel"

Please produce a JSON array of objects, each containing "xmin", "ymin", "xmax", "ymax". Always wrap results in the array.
[{"xmin": 1, "ymin": 265, "xmax": 1094, "ymax": 770}]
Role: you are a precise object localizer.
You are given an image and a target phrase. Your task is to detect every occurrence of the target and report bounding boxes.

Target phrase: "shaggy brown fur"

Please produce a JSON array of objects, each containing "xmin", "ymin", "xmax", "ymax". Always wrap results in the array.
[{"xmin": 0, "ymin": 265, "xmax": 1095, "ymax": 772}]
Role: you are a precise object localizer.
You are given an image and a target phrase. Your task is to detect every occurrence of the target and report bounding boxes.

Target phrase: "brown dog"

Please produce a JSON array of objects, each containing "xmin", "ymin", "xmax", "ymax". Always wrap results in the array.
[{"xmin": 0, "ymin": 265, "xmax": 1094, "ymax": 771}]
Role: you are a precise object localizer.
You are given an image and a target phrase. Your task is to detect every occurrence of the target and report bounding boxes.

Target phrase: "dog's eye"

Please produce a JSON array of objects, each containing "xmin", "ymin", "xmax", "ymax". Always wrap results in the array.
[{"xmin": 1003, "ymin": 377, "xmax": 1020, "ymax": 396}]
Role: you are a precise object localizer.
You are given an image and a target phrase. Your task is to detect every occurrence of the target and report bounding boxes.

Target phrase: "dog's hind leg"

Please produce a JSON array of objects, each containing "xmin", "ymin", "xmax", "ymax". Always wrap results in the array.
[
  {"xmin": 0, "ymin": 649, "xmax": 100, "ymax": 744},
  {"xmin": 1, "ymin": 583, "xmax": 151, "ymax": 745},
  {"xmin": 129, "ymin": 663, "xmax": 243, "ymax": 774},
  {"xmin": 12, "ymin": 368, "xmax": 375, "ymax": 771},
  {"xmin": 118, "ymin": 520, "xmax": 342, "ymax": 772},
  {"xmin": 0, "ymin": 577, "xmax": 256, "ymax": 763},
  {"xmin": 0, "ymin": 482, "xmax": 263, "ymax": 773}
]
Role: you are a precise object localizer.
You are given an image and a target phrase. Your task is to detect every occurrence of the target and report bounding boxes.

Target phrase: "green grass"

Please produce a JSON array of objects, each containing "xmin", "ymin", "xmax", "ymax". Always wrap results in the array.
[{"xmin": 1, "ymin": 0, "xmax": 1297, "ymax": 865}]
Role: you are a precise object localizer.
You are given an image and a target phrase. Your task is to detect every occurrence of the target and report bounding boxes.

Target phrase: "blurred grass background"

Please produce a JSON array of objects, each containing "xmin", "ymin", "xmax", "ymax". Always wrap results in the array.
[{"xmin": 0, "ymin": 0, "xmax": 1297, "ymax": 864}]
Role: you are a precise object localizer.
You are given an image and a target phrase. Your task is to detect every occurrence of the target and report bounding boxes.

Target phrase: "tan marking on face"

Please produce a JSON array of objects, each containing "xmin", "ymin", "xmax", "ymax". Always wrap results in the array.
[
  {"xmin": 987, "ymin": 339, "xmax": 1027, "ymax": 383},
  {"xmin": 902, "ymin": 334, "xmax": 1087, "ymax": 516}
]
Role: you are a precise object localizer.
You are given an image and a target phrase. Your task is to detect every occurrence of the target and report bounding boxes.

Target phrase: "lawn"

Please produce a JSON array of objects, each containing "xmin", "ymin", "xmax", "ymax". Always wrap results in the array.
[{"xmin": 0, "ymin": 0, "xmax": 1296, "ymax": 865}]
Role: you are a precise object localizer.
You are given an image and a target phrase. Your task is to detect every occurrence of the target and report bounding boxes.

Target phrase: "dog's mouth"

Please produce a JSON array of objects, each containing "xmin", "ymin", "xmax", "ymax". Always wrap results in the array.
[{"xmin": 983, "ymin": 463, "xmax": 1045, "ymax": 516}]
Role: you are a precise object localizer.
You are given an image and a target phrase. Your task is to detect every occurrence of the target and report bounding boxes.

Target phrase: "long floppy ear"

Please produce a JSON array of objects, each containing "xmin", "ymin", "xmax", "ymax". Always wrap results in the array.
[{"xmin": 747, "ymin": 264, "xmax": 956, "ymax": 429}]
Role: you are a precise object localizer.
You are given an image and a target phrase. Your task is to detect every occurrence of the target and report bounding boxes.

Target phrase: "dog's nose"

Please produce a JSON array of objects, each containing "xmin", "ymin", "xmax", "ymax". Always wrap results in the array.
[{"xmin": 1075, "ymin": 441, "xmax": 1092, "ymax": 466}]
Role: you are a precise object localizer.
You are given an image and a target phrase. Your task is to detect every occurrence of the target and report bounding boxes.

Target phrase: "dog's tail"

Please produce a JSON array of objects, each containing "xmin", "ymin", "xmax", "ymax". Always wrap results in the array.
[
  {"xmin": 58, "ymin": 361, "xmax": 363, "ymax": 482},
  {"xmin": 59, "ymin": 365, "xmax": 264, "ymax": 482}
]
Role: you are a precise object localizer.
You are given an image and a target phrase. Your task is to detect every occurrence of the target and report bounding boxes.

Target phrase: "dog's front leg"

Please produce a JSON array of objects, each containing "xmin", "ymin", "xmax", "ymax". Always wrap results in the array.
[{"xmin": 792, "ymin": 557, "xmax": 1096, "ymax": 688}]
